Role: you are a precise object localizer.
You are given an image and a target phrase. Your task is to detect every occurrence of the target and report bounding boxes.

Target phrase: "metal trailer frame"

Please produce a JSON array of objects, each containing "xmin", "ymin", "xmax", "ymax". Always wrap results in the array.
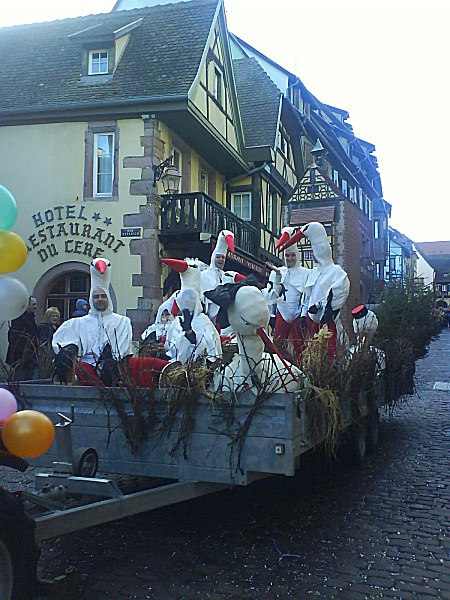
[{"xmin": 4, "ymin": 374, "xmax": 386, "ymax": 543}]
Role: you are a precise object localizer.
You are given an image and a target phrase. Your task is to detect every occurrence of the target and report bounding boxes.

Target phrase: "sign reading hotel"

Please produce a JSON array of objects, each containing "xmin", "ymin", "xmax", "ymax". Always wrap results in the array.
[{"xmin": 26, "ymin": 204, "xmax": 126, "ymax": 263}]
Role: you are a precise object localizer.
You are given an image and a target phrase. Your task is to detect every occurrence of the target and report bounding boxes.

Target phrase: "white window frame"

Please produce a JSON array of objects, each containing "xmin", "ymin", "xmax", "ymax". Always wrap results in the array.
[
  {"xmin": 374, "ymin": 220, "xmax": 380, "ymax": 239},
  {"xmin": 200, "ymin": 169, "xmax": 209, "ymax": 195},
  {"xmin": 89, "ymin": 50, "xmax": 109, "ymax": 75},
  {"xmin": 333, "ymin": 169, "xmax": 339, "ymax": 186},
  {"xmin": 213, "ymin": 67, "xmax": 223, "ymax": 105},
  {"xmin": 231, "ymin": 192, "xmax": 252, "ymax": 221},
  {"xmin": 341, "ymin": 179, "xmax": 348, "ymax": 197},
  {"xmin": 93, "ymin": 132, "xmax": 115, "ymax": 197},
  {"xmin": 172, "ymin": 146, "xmax": 183, "ymax": 190},
  {"xmin": 266, "ymin": 189, "xmax": 275, "ymax": 231}
]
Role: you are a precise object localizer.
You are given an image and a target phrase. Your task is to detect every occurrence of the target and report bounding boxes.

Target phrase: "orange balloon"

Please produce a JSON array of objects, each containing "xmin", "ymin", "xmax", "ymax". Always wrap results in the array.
[
  {"xmin": 0, "ymin": 231, "xmax": 28, "ymax": 273},
  {"xmin": 1, "ymin": 410, "xmax": 55, "ymax": 458}
]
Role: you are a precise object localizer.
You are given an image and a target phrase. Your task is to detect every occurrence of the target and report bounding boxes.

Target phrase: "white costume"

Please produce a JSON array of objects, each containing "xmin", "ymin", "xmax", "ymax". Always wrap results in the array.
[
  {"xmin": 164, "ymin": 288, "xmax": 222, "ymax": 364},
  {"xmin": 52, "ymin": 258, "xmax": 133, "ymax": 364},
  {"xmin": 263, "ymin": 227, "xmax": 309, "ymax": 324},
  {"xmin": 212, "ymin": 286, "xmax": 304, "ymax": 394},
  {"xmin": 282, "ymin": 222, "xmax": 350, "ymax": 326},
  {"xmin": 200, "ymin": 230, "xmax": 242, "ymax": 323}
]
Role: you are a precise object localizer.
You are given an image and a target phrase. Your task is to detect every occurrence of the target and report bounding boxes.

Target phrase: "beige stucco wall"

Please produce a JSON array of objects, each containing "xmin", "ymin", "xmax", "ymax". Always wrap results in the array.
[{"xmin": 0, "ymin": 119, "xmax": 146, "ymax": 360}]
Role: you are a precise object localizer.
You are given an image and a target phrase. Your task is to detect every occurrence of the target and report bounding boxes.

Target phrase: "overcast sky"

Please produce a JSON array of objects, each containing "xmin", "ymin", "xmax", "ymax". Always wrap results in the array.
[{"xmin": 1, "ymin": 0, "xmax": 448, "ymax": 243}]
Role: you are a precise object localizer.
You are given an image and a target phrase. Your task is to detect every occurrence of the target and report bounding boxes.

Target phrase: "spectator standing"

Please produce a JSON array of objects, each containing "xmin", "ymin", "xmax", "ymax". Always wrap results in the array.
[
  {"xmin": 37, "ymin": 307, "xmax": 61, "ymax": 346},
  {"xmin": 6, "ymin": 296, "xmax": 39, "ymax": 380},
  {"xmin": 71, "ymin": 298, "xmax": 89, "ymax": 318}
]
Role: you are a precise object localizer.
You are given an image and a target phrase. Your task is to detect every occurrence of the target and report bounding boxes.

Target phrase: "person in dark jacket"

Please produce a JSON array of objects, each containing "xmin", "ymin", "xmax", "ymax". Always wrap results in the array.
[
  {"xmin": 6, "ymin": 297, "xmax": 39, "ymax": 380},
  {"xmin": 37, "ymin": 307, "xmax": 61, "ymax": 346},
  {"xmin": 71, "ymin": 298, "xmax": 89, "ymax": 318}
]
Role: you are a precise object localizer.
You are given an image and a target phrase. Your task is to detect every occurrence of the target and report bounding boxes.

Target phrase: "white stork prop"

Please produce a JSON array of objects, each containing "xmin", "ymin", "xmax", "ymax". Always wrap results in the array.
[{"xmin": 205, "ymin": 284, "xmax": 304, "ymax": 394}]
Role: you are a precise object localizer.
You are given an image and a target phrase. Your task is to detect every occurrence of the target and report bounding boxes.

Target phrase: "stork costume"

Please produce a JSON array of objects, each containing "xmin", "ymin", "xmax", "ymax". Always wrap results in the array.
[
  {"xmin": 53, "ymin": 258, "xmax": 167, "ymax": 386},
  {"xmin": 142, "ymin": 257, "xmax": 206, "ymax": 343},
  {"xmin": 279, "ymin": 222, "xmax": 350, "ymax": 358},
  {"xmin": 164, "ymin": 288, "xmax": 222, "ymax": 364},
  {"xmin": 351, "ymin": 304, "xmax": 386, "ymax": 369},
  {"xmin": 264, "ymin": 226, "xmax": 309, "ymax": 357},
  {"xmin": 200, "ymin": 230, "xmax": 244, "ymax": 325},
  {"xmin": 204, "ymin": 284, "xmax": 304, "ymax": 394}
]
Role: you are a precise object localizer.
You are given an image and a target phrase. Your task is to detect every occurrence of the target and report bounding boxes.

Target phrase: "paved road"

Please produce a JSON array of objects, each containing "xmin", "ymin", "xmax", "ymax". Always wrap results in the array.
[{"xmin": 1, "ymin": 332, "xmax": 449, "ymax": 599}]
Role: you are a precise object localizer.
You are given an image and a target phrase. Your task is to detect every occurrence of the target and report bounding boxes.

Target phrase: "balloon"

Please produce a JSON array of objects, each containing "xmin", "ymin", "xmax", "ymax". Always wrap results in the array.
[
  {"xmin": 0, "ymin": 276, "xmax": 29, "ymax": 321},
  {"xmin": 1, "ymin": 410, "xmax": 55, "ymax": 459},
  {"xmin": 0, "ymin": 185, "xmax": 18, "ymax": 230},
  {"xmin": 0, "ymin": 389, "xmax": 17, "ymax": 424},
  {"xmin": 0, "ymin": 231, "xmax": 28, "ymax": 273}
]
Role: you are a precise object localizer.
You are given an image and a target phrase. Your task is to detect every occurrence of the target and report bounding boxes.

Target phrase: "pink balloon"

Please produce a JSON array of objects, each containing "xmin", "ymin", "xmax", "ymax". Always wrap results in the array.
[{"xmin": 0, "ymin": 389, "xmax": 18, "ymax": 424}]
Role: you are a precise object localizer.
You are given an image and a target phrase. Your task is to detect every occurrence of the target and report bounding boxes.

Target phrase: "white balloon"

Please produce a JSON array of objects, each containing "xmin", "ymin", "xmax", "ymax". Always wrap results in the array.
[{"xmin": 0, "ymin": 276, "xmax": 29, "ymax": 321}]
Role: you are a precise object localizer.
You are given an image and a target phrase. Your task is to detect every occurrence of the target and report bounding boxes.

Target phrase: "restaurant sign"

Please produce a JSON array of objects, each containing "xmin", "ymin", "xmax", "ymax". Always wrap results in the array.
[{"xmin": 25, "ymin": 204, "xmax": 126, "ymax": 263}]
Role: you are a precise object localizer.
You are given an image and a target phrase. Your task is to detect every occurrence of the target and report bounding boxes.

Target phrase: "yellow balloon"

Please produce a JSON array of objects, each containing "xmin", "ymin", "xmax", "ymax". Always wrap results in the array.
[
  {"xmin": 0, "ymin": 231, "xmax": 28, "ymax": 273},
  {"xmin": 1, "ymin": 410, "xmax": 55, "ymax": 459}
]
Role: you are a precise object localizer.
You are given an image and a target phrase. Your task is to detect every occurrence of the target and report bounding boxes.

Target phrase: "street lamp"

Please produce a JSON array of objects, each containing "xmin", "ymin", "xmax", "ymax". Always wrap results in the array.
[{"xmin": 152, "ymin": 156, "xmax": 182, "ymax": 194}]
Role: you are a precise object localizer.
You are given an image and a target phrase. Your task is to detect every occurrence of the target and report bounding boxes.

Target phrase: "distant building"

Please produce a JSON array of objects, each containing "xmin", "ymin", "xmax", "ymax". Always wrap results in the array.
[{"xmin": 415, "ymin": 241, "xmax": 450, "ymax": 307}]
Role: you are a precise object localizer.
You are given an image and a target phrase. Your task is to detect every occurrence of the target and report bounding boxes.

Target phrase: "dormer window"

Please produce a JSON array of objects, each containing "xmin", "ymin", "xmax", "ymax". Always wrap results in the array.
[{"xmin": 89, "ymin": 50, "xmax": 109, "ymax": 75}]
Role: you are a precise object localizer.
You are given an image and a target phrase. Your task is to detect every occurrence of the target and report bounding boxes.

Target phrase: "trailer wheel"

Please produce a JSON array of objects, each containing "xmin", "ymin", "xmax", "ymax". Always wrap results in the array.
[
  {"xmin": 72, "ymin": 447, "xmax": 98, "ymax": 478},
  {"xmin": 341, "ymin": 421, "xmax": 367, "ymax": 467},
  {"xmin": 366, "ymin": 410, "xmax": 379, "ymax": 453},
  {"xmin": 0, "ymin": 489, "xmax": 40, "ymax": 600}
]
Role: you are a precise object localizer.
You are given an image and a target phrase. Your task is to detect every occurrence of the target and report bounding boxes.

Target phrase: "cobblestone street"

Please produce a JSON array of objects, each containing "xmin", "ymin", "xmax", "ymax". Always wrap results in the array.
[{"xmin": 1, "ymin": 332, "xmax": 449, "ymax": 599}]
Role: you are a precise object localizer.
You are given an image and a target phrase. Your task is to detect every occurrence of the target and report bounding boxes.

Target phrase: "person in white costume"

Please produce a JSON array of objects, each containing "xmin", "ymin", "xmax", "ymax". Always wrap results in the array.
[
  {"xmin": 200, "ymin": 230, "xmax": 244, "ymax": 327},
  {"xmin": 141, "ymin": 257, "xmax": 206, "ymax": 345},
  {"xmin": 278, "ymin": 222, "xmax": 350, "ymax": 358},
  {"xmin": 53, "ymin": 258, "xmax": 132, "ymax": 381},
  {"xmin": 264, "ymin": 226, "xmax": 309, "ymax": 358},
  {"xmin": 53, "ymin": 258, "xmax": 167, "ymax": 386},
  {"xmin": 164, "ymin": 288, "xmax": 222, "ymax": 365}
]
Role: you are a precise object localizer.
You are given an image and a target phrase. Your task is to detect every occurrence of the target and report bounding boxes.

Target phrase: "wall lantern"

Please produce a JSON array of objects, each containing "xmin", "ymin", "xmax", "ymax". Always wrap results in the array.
[{"xmin": 152, "ymin": 156, "xmax": 182, "ymax": 194}]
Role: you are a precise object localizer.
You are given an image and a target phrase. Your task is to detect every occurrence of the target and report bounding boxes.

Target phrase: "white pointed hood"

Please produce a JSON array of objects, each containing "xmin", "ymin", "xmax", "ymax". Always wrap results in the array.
[
  {"xmin": 300, "ymin": 222, "xmax": 332, "ymax": 266},
  {"xmin": 276, "ymin": 226, "xmax": 302, "ymax": 269},
  {"xmin": 210, "ymin": 229, "xmax": 235, "ymax": 268},
  {"xmin": 89, "ymin": 257, "xmax": 113, "ymax": 315}
]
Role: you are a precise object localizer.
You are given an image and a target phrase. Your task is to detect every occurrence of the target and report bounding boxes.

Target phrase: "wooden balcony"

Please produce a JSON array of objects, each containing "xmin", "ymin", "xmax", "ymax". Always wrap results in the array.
[{"xmin": 160, "ymin": 192, "xmax": 278, "ymax": 265}]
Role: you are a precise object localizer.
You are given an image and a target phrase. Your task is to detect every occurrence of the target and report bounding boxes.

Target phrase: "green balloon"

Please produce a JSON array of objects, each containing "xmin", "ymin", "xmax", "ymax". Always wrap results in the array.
[{"xmin": 0, "ymin": 185, "xmax": 18, "ymax": 230}]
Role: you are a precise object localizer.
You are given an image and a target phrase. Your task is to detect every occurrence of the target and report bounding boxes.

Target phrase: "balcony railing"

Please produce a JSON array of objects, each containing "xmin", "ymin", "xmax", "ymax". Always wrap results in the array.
[{"xmin": 160, "ymin": 192, "xmax": 260, "ymax": 259}]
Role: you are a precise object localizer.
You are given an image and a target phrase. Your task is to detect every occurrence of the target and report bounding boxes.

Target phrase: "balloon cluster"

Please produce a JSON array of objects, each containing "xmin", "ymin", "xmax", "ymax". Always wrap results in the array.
[
  {"xmin": 0, "ymin": 185, "xmax": 29, "ymax": 321},
  {"xmin": 0, "ymin": 388, "xmax": 55, "ymax": 458}
]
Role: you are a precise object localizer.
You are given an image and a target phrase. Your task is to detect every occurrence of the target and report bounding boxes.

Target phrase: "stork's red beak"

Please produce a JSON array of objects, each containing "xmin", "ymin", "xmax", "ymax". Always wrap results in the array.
[
  {"xmin": 171, "ymin": 299, "xmax": 179, "ymax": 316},
  {"xmin": 234, "ymin": 273, "xmax": 246, "ymax": 282},
  {"xmin": 160, "ymin": 258, "xmax": 189, "ymax": 273},
  {"xmin": 225, "ymin": 234, "xmax": 235, "ymax": 254},
  {"xmin": 95, "ymin": 259, "xmax": 108, "ymax": 274},
  {"xmin": 256, "ymin": 327, "xmax": 299, "ymax": 382},
  {"xmin": 275, "ymin": 231, "xmax": 290, "ymax": 251},
  {"xmin": 278, "ymin": 229, "xmax": 305, "ymax": 252}
]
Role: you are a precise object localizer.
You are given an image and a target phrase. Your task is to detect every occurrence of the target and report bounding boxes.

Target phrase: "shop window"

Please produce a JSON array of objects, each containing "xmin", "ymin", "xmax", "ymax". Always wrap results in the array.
[
  {"xmin": 46, "ymin": 271, "xmax": 90, "ymax": 321},
  {"xmin": 231, "ymin": 192, "xmax": 251, "ymax": 221}
]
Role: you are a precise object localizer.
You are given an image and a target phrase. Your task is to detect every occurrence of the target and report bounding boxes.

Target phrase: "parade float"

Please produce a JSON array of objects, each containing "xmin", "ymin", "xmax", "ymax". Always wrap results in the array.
[{"xmin": 0, "ymin": 185, "xmax": 440, "ymax": 599}]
